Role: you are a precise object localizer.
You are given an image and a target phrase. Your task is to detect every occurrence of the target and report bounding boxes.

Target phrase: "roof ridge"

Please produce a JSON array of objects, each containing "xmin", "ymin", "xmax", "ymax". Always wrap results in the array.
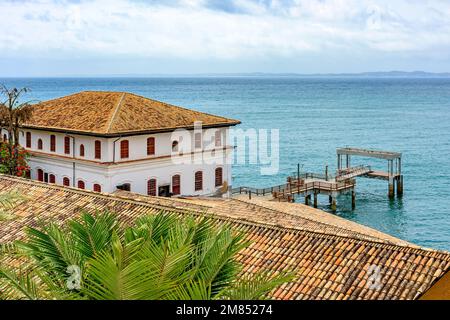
[
  {"xmin": 124, "ymin": 91, "xmax": 240, "ymax": 122},
  {"xmin": 233, "ymin": 197, "xmax": 411, "ymax": 245},
  {"xmin": 222, "ymin": 198, "xmax": 409, "ymax": 246},
  {"xmin": 25, "ymin": 91, "xmax": 240, "ymax": 136},
  {"xmin": 106, "ymin": 92, "xmax": 126, "ymax": 133}
]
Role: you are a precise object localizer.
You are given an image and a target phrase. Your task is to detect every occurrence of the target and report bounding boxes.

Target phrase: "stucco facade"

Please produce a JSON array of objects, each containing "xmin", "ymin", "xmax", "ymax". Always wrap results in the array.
[{"xmin": 2, "ymin": 126, "xmax": 234, "ymax": 197}]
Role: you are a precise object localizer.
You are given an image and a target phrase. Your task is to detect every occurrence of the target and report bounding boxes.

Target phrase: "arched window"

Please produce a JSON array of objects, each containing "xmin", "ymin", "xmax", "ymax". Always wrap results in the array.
[
  {"xmin": 147, "ymin": 137, "xmax": 155, "ymax": 155},
  {"xmin": 195, "ymin": 132, "xmax": 202, "ymax": 149},
  {"xmin": 93, "ymin": 184, "xmax": 102, "ymax": 192},
  {"xmin": 95, "ymin": 140, "xmax": 101, "ymax": 159},
  {"xmin": 172, "ymin": 175, "xmax": 181, "ymax": 195},
  {"xmin": 37, "ymin": 169, "xmax": 44, "ymax": 182},
  {"xmin": 26, "ymin": 132, "xmax": 31, "ymax": 148},
  {"xmin": 49, "ymin": 174, "xmax": 56, "ymax": 184},
  {"xmin": 37, "ymin": 139, "xmax": 43, "ymax": 150},
  {"xmin": 215, "ymin": 130, "xmax": 222, "ymax": 147},
  {"xmin": 63, "ymin": 177, "xmax": 70, "ymax": 186},
  {"xmin": 147, "ymin": 179, "xmax": 157, "ymax": 196},
  {"xmin": 79, "ymin": 144, "xmax": 85, "ymax": 157},
  {"xmin": 120, "ymin": 140, "xmax": 129, "ymax": 159},
  {"xmin": 194, "ymin": 171, "xmax": 203, "ymax": 191},
  {"xmin": 172, "ymin": 140, "xmax": 179, "ymax": 152},
  {"xmin": 77, "ymin": 180, "xmax": 85, "ymax": 189},
  {"xmin": 64, "ymin": 137, "xmax": 71, "ymax": 154},
  {"xmin": 50, "ymin": 135, "xmax": 56, "ymax": 152},
  {"xmin": 215, "ymin": 167, "xmax": 223, "ymax": 187}
]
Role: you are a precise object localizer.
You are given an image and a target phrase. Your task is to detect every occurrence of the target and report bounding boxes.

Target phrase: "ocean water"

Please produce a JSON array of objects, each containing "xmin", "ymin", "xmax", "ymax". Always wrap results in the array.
[{"xmin": 1, "ymin": 77, "xmax": 450, "ymax": 251}]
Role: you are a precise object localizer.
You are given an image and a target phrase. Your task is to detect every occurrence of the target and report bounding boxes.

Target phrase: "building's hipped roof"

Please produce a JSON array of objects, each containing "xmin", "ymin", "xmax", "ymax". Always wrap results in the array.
[
  {"xmin": 0, "ymin": 175, "xmax": 449, "ymax": 300},
  {"xmin": 22, "ymin": 91, "xmax": 240, "ymax": 136}
]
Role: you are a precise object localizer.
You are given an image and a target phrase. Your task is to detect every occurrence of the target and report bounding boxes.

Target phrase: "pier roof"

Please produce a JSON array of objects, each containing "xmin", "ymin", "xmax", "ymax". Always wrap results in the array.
[
  {"xmin": 0, "ymin": 175, "xmax": 449, "ymax": 300},
  {"xmin": 22, "ymin": 91, "xmax": 240, "ymax": 136},
  {"xmin": 337, "ymin": 147, "xmax": 402, "ymax": 160}
]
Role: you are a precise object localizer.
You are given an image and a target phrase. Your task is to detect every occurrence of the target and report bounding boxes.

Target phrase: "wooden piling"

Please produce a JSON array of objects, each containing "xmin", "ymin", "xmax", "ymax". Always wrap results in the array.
[
  {"xmin": 305, "ymin": 194, "xmax": 311, "ymax": 206},
  {"xmin": 388, "ymin": 181, "xmax": 395, "ymax": 199},
  {"xmin": 397, "ymin": 175, "xmax": 403, "ymax": 196},
  {"xmin": 314, "ymin": 192, "xmax": 318, "ymax": 208},
  {"xmin": 352, "ymin": 190, "xmax": 356, "ymax": 210},
  {"xmin": 331, "ymin": 197, "xmax": 337, "ymax": 212}
]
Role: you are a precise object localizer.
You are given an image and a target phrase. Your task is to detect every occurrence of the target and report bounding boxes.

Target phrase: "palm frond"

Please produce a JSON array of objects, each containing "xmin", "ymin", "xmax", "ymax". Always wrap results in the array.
[
  {"xmin": 82, "ymin": 239, "xmax": 177, "ymax": 300},
  {"xmin": 166, "ymin": 279, "xmax": 212, "ymax": 300},
  {"xmin": 19, "ymin": 223, "xmax": 81, "ymax": 277},
  {"xmin": 0, "ymin": 210, "xmax": 293, "ymax": 300},
  {"xmin": 0, "ymin": 266, "xmax": 42, "ymax": 300},
  {"xmin": 221, "ymin": 271, "xmax": 295, "ymax": 300},
  {"xmin": 69, "ymin": 211, "xmax": 118, "ymax": 259}
]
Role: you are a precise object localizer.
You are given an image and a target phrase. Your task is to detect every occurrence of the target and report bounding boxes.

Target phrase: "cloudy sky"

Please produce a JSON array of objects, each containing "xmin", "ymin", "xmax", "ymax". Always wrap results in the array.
[{"xmin": 1, "ymin": 0, "xmax": 450, "ymax": 76}]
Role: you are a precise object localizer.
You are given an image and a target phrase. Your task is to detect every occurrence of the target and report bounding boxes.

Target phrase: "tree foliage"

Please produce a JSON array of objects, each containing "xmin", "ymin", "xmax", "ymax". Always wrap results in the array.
[
  {"xmin": 0, "ymin": 211, "xmax": 292, "ymax": 300},
  {"xmin": 0, "ymin": 85, "xmax": 33, "ymax": 176}
]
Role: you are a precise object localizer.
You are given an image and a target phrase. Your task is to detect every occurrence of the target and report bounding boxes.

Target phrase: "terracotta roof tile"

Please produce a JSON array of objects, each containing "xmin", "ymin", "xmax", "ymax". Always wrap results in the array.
[
  {"xmin": 0, "ymin": 175, "xmax": 450, "ymax": 300},
  {"xmin": 23, "ymin": 91, "xmax": 240, "ymax": 136}
]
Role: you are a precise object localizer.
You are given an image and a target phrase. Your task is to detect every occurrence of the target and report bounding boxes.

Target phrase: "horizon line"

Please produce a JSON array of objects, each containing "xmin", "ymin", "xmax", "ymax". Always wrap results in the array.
[{"xmin": 2, "ymin": 70, "xmax": 450, "ymax": 78}]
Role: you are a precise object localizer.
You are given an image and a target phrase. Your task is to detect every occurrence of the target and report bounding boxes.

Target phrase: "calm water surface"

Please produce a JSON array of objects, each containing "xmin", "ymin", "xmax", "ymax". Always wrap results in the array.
[{"xmin": 1, "ymin": 77, "xmax": 450, "ymax": 250}]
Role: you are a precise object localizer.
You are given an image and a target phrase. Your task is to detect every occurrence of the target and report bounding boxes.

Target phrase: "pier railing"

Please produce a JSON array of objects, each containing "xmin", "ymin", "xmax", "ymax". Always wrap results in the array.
[
  {"xmin": 335, "ymin": 165, "xmax": 372, "ymax": 181},
  {"xmin": 231, "ymin": 178, "xmax": 356, "ymax": 197},
  {"xmin": 290, "ymin": 172, "xmax": 335, "ymax": 181}
]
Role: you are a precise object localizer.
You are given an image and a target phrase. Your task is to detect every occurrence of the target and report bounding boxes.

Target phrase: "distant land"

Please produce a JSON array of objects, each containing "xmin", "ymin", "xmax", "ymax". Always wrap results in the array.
[
  {"xmin": 2, "ymin": 71, "xmax": 450, "ymax": 78},
  {"xmin": 174, "ymin": 71, "xmax": 450, "ymax": 78},
  {"xmin": 201, "ymin": 71, "xmax": 450, "ymax": 78}
]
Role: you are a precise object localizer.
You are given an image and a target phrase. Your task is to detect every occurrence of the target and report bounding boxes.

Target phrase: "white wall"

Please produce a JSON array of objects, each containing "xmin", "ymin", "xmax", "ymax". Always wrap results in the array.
[
  {"xmin": 10, "ymin": 126, "xmax": 234, "ymax": 197},
  {"xmin": 11, "ymin": 127, "xmax": 228, "ymax": 165},
  {"xmin": 29, "ymin": 148, "xmax": 232, "ymax": 196},
  {"xmin": 13, "ymin": 129, "xmax": 110, "ymax": 162}
]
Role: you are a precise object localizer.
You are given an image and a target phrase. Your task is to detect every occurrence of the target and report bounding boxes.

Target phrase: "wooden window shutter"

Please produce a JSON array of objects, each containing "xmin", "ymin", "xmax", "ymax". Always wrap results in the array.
[
  {"xmin": 147, "ymin": 179, "xmax": 157, "ymax": 196},
  {"xmin": 26, "ymin": 132, "xmax": 31, "ymax": 148},
  {"xmin": 37, "ymin": 169, "xmax": 44, "ymax": 182},
  {"xmin": 120, "ymin": 140, "xmax": 129, "ymax": 159},
  {"xmin": 172, "ymin": 175, "xmax": 181, "ymax": 195},
  {"xmin": 64, "ymin": 137, "xmax": 71, "ymax": 154},
  {"xmin": 195, "ymin": 171, "xmax": 203, "ymax": 191},
  {"xmin": 50, "ymin": 135, "xmax": 56, "ymax": 152},
  {"xmin": 77, "ymin": 180, "xmax": 85, "ymax": 189},
  {"xmin": 95, "ymin": 140, "xmax": 101, "ymax": 159},
  {"xmin": 147, "ymin": 137, "xmax": 155, "ymax": 155},
  {"xmin": 63, "ymin": 177, "xmax": 70, "ymax": 186},
  {"xmin": 215, "ymin": 167, "xmax": 223, "ymax": 187}
]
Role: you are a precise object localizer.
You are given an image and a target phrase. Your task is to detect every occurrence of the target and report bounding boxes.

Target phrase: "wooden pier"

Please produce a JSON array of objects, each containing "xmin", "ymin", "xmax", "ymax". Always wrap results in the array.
[
  {"xmin": 336, "ymin": 147, "xmax": 403, "ymax": 198},
  {"xmin": 232, "ymin": 147, "xmax": 403, "ymax": 212}
]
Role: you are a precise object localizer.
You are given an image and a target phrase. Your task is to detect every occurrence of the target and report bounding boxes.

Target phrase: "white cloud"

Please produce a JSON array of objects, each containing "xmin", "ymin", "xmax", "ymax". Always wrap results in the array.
[{"xmin": 1, "ymin": 0, "xmax": 450, "ymax": 60}]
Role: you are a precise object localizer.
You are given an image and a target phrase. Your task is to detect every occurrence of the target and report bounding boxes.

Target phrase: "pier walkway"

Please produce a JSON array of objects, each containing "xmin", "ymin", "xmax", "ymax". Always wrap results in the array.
[{"xmin": 232, "ymin": 147, "xmax": 403, "ymax": 212}]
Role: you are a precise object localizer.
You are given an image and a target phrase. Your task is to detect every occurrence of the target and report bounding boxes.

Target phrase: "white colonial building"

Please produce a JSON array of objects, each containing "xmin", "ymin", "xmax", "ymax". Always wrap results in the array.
[{"xmin": 2, "ymin": 91, "xmax": 240, "ymax": 197}]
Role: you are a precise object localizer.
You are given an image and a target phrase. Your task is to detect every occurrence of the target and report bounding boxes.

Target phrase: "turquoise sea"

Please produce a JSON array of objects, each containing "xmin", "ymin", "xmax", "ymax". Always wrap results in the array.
[{"xmin": 1, "ymin": 77, "xmax": 450, "ymax": 251}]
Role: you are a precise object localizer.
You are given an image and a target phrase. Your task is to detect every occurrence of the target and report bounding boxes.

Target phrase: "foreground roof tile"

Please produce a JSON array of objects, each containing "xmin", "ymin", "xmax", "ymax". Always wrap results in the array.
[{"xmin": 0, "ymin": 175, "xmax": 449, "ymax": 300}]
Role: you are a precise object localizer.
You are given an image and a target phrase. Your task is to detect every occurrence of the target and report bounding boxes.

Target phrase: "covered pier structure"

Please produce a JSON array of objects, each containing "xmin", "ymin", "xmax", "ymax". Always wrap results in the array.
[
  {"xmin": 232, "ymin": 147, "xmax": 404, "ymax": 212},
  {"xmin": 336, "ymin": 147, "xmax": 403, "ymax": 198}
]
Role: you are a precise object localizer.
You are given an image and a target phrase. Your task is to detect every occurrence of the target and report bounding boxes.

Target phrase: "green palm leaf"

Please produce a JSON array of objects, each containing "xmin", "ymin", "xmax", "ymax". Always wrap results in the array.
[{"xmin": 0, "ymin": 211, "xmax": 292, "ymax": 300}]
